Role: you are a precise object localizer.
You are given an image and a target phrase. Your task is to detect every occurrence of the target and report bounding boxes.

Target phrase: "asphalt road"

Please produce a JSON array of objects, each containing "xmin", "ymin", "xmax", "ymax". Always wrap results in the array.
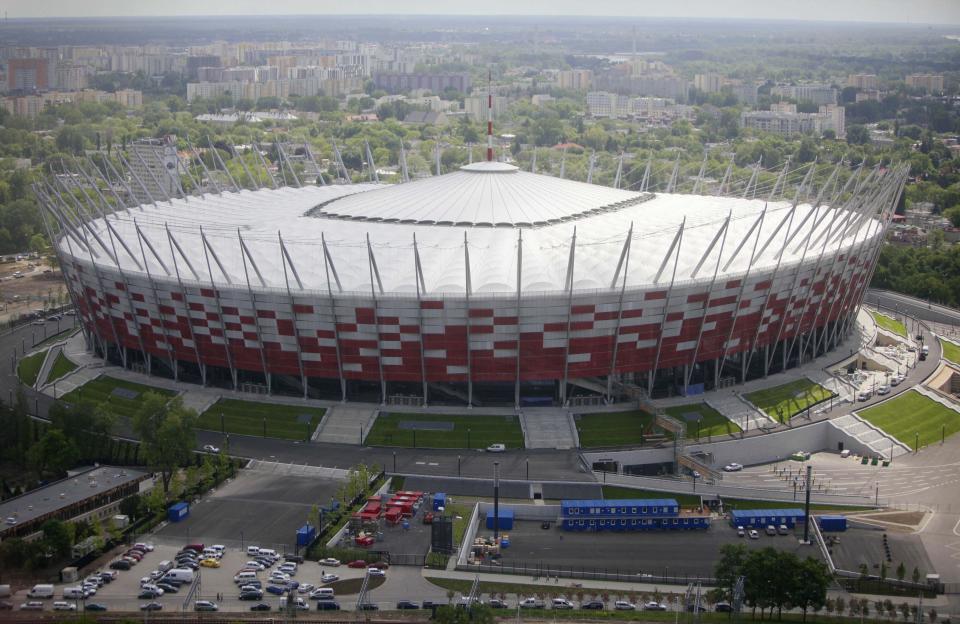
[{"xmin": 866, "ymin": 289, "xmax": 960, "ymax": 328}]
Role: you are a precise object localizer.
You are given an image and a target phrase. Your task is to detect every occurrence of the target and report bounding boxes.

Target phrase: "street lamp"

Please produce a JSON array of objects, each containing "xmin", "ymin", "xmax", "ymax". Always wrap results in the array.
[
  {"xmin": 457, "ymin": 455, "xmax": 461, "ymax": 477},
  {"xmin": 467, "ymin": 427, "xmax": 471, "ymax": 449}
]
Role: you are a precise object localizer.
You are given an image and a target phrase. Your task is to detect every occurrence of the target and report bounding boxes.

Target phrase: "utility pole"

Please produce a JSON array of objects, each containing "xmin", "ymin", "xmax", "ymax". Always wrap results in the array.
[
  {"xmin": 493, "ymin": 461, "xmax": 500, "ymax": 542},
  {"xmin": 802, "ymin": 465, "xmax": 812, "ymax": 544}
]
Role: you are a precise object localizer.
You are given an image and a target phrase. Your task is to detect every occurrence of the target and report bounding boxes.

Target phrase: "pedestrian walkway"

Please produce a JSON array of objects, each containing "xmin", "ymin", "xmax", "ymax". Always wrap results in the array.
[
  {"xmin": 33, "ymin": 344, "xmax": 60, "ymax": 389},
  {"xmin": 246, "ymin": 458, "xmax": 349, "ymax": 479},
  {"xmin": 705, "ymin": 392, "xmax": 773, "ymax": 432},
  {"xmin": 520, "ymin": 408, "xmax": 577, "ymax": 449},
  {"xmin": 807, "ymin": 370, "xmax": 855, "ymax": 404},
  {"xmin": 316, "ymin": 405, "xmax": 378, "ymax": 445}
]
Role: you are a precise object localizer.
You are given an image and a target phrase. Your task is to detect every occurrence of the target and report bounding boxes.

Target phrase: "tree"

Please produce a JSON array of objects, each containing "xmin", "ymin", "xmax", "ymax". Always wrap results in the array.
[
  {"xmin": 790, "ymin": 557, "xmax": 831, "ymax": 621},
  {"xmin": 912, "ymin": 567, "xmax": 921, "ymax": 584},
  {"xmin": 714, "ymin": 543, "xmax": 748, "ymax": 600},
  {"xmin": 132, "ymin": 393, "xmax": 198, "ymax": 493},
  {"xmin": 945, "ymin": 207, "xmax": 960, "ymax": 228},
  {"xmin": 896, "ymin": 562, "xmax": 906, "ymax": 581},
  {"xmin": 41, "ymin": 519, "xmax": 74, "ymax": 557},
  {"xmin": 27, "ymin": 429, "xmax": 78, "ymax": 476},
  {"xmin": 118, "ymin": 493, "xmax": 143, "ymax": 521},
  {"xmin": 847, "ymin": 125, "xmax": 871, "ymax": 145},
  {"xmin": 880, "ymin": 561, "xmax": 888, "ymax": 581}
]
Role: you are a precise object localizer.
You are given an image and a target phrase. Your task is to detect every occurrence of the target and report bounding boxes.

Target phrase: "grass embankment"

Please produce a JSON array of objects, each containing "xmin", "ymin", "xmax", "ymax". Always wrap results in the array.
[
  {"xmin": 941, "ymin": 339, "xmax": 960, "ymax": 366},
  {"xmin": 60, "ymin": 376, "xmax": 176, "ymax": 419},
  {"xmin": 197, "ymin": 398, "xmax": 324, "ymax": 441},
  {"xmin": 664, "ymin": 403, "xmax": 741, "ymax": 439},
  {"xmin": 45, "ymin": 351, "xmax": 77, "ymax": 384},
  {"xmin": 858, "ymin": 390, "xmax": 960, "ymax": 450},
  {"xmin": 870, "ymin": 311, "xmax": 907, "ymax": 337},
  {"xmin": 365, "ymin": 412, "xmax": 524, "ymax": 449},
  {"xmin": 746, "ymin": 379, "xmax": 834, "ymax": 423},
  {"xmin": 16, "ymin": 349, "xmax": 47, "ymax": 387},
  {"xmin": 575, "ymin": 410, "xmax": 656, "ymax": 448}
]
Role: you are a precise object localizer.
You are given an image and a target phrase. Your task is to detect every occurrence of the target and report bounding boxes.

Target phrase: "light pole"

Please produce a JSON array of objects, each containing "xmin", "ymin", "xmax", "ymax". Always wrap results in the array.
[
  {"xmin": 393, "ymin": 451, "xmax": 397, "ymax": 473},
  {"xmin": 457, "ymin": 455, "xmax": 461, "ymax": 477},
  {"xmin": 915, "ymin": 432, "xmax": 919, "ymax": 453},
  {"xmin": 493, "ymin": 461, "xmax": 500, "ymax": 542},
  {"xmin": 467, "ymin": 427, "xmax": 471, "ymax": 449}
]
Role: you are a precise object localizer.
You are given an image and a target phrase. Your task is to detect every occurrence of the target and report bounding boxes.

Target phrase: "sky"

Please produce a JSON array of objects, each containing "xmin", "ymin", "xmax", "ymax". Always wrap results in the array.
[{"xmin": 4, "ymin": 0, "xmax": 960, "ymax": 24}]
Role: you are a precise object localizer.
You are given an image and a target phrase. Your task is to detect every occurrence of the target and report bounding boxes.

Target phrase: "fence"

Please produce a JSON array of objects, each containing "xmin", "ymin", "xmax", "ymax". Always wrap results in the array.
[{"xmin": 457, "ymin": 559, "xmax": 717, "ymax": 587}]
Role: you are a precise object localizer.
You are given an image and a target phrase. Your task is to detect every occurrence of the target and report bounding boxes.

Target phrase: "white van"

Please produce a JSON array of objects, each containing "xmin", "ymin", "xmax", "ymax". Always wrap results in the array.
[
  {"xmin": 28, "ymin": 584, "xmax": 55, "ymax": 599},
  {"xmin": 158, "ymin": 560, "xmax": 174, "ymax": 573},
  {"xmin": 163, "ymin": 568, "xmax": 195, "ymax": 584},
  {"xmin": 311, "ymin": 588, "xmax": 335, "ymax": 600},
  {"xmin": 63, "ymin": 587, "xmax": 86, "ymax": 600},
  {"xmin": 246, "ymin": 546, "xmax": 261, "ymax": 556},
  {"xmin": 202, "ymin": 548, "xmax": 220, "ymax": 560},
  {"xmin": 257, "ymin": 548, "xmax": 277, "ymax": 559},
  {"xmin": 234, "ymin": 571, "xmax": 258, "ymax": 585}
]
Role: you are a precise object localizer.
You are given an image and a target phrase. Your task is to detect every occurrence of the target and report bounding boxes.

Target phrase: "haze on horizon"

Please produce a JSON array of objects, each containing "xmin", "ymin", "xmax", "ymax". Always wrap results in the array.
[{"xmin": 5, "ymin": 0, "xmax": 960, "ymax": 25}]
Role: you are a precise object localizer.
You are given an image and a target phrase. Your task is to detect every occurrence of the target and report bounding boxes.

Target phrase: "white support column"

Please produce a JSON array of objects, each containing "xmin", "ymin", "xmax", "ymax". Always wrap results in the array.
[
  {"xmin": 684, "ymin": 212, "xmax": 731, "ymax": 390},
  {"xmin": 321, "ymin": 234, "xmax": 347, "ymax": 401},
  {"xmin": 209, "ymin": 138, "xmax": 240, "ymax": 192},
  {"xmin": 400, "ymin": 141, "xmax": 410, "ymax": 183},
  {"xmin": 717, "ymin": 155, "xmax": 734, "ymax": 196},
  {"xmin": 188, "ymin": 138, "xmax": 221, "ymax": 195},
  {"xmin": 743, "ymin": 204, "xmax": 798, "ymax": 378},
  {"xmin": 276, "ymin": 142, "xmax": 302, "ymax": 188},
  {"xmin": 278, "ymin": 233, "xmax": 309, "ymax": 398},
  {"xmin": 666, "ymin": 154, "xmax": 680, "ymax": 193},
  {"xmin": 691, "ymin": 151, "xmax": 708, "ymax": 195},
  {"xmin": 366, "ymin": 233, "xmax": 387, "ymax": 404},
  {"xmin": 252, "ymin": 143, "xmax": 278, "ymax": 189},
  {"xmin": 717, "ymin": 208, "xmax": 766, "ymax": 385},
  {"xmin": 639, "ymin": 157, "xmax": 651, "ymax": 193},
  {"xmin": 559, "ymin": 146, "xmax": 567, "ymax": 179},
  {"xmin": 560, "ymin": 227, "xmax": 578, "ymax": 406},
  {"xmin": 613, "ymin": 152, "xmax": 624, "ymax": 189},
  {"xmin": 166, "ymin": 225, "xmax": 207, "ymax": 385},
  {"xmin": 231, "ymin": 145, "xmax": 259, "ymax": 190},
  {"xmin": 531, "ymin": 148, "xmax": 537, "ymax": 174},
  {"xmin": 586, "ymin": 151, "xmax": 596, "ymax": 184},
  {"xmin": 768, "ymin": 158, "xmax": 790, "ymax": 201},
  {"xmin": 744, "ymin": 156, "xmax": 762, "ymax": 199},
  {"xmin": 607, "ymin": 223, "xmax": 633, "ymax": 401},
  {"xmin": 117, "ymin": 152, "xmax": 160, "ymax": 206},
  {"xmin": 200, "ymin": 228, "xmax": 237, "ymax": 389},
  {"xmin": 303, "ymin": 142, "xmax": 326, "ymax": 186},
  {"xmin": 463, "ymin": 231, "xmax": 473, "ymax": 407},
  {"xmin": 134, "ymin": 223, "xmax": 177, "ymax": 379},
  {"xmin": 514, "ymin": 229, "xmax": 523, "ymax": 410},
  {"xmin": 237, "ymin": 230, "xmax": 272, "ymax": 394},
  {"xmin": 413, "ymin": 234, "xmax": 428, "ymax": 405},
  {"xmin": 648, "ymin": 219, "xmax": 685, "ymax": 395},
  {"xmin": 365, "ymin": 141, "xmax": 379, "ymax": 183}
]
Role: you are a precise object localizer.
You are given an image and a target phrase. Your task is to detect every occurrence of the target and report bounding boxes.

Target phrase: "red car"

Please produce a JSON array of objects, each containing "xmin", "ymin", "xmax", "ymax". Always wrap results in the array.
[
  {"xmin": 422, "ymin": 512, "xmax": 434, "ymax": 524},
  {"xmin": 367, "ymin": 562, "xmax": 389, "ymax": 570},
  {"xmin": 347, "ymin": 560, "xmax": 369, "ymax": 569}
]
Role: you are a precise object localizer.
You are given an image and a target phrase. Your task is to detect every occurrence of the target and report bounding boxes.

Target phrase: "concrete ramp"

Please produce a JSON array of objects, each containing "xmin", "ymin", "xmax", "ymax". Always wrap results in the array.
[
  {"xmin": 706, "ymin": 393, "xmax": 774, "ymax": 433},
  {"xmin": 316, "ymin": 405, "xmax": 378, "ymax": 445},
  {"xmin": 829, "ymin": 413, "xmax": 910, "ymax": 459},
  {"xmin": 520, "ymin": 408, "xmax": 577, "ymax": 449}
]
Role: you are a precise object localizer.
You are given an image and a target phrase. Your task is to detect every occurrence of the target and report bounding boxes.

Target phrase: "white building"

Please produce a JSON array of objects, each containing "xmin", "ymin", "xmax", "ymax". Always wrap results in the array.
[
  {"xmin": 770, "ymin": 84, "xmax": 838, "ymax": 106},
  {"xmin": 741, "ymin": 104, "xmax": 844, "ymax": 138}
]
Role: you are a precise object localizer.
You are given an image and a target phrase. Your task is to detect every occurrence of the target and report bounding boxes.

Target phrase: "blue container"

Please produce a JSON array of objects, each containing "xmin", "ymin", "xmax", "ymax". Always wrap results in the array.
[
  {"xmin": 167, "ymin": 502, "xmax": 189, "ymax": 522},
  {"xmin": 485, "ymin": 508, "xmax": 514, "ymax": 531},
  {"xmin": 817, "ymin": 515, "xmax": 847, "ymax": 532},
  {"xmin": 433, "ymin": 492, "xmax": 446, "ymax": 511},
  {"xmin": 296, "ymin": 524, "xmax": 316, "ymax": 546}
]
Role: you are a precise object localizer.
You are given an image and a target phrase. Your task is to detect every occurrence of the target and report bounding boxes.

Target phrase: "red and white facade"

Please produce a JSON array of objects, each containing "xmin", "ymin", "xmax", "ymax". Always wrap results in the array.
[{"xmin": 39, "ymin": 160, "xmax": 907, "ymax": 406}]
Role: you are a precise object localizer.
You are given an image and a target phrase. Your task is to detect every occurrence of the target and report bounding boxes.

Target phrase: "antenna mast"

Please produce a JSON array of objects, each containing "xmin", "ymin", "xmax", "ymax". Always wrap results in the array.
[{"xmin": 486, "ymin": 69, "xmax": 494, "ymax": 162}]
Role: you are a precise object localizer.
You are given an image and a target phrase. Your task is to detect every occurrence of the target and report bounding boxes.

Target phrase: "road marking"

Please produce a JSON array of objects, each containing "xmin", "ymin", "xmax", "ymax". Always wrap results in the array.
[
  {"xmin": 415, "ymin": 461, "xmax": 425, "ymax": 465},
  {"xmin": 428, "ymin": 462, "xmax": 439, "ymax": 466}
]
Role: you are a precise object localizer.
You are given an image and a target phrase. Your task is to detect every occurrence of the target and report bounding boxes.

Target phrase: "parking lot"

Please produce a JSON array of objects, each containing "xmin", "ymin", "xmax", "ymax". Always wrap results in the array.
[
  {"xmin": 155, "ymin": 469, "xmax": 344, "ymax": 551},
  {"xmin": 829, "ymin": 524, "xmax": 935, "ymax": 578},
  {"xmin": 488, "ymin": 519, "xmax": 824, "ymax": 579}
]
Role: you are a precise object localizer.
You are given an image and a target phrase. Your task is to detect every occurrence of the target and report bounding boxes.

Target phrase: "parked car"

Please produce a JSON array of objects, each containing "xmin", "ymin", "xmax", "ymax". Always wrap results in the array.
[
  {"xmin": 240, "ymin": 591, "xmax": 263, "ymax": 601},
  {"xmin": 156, "ymin": 583, "xmax": 178, "ymax": 594},
  {"xmin": 200, "ymin": 558, "xmax": 220, "ymax": 568},
  {"xmin": 250, "ymin": 603, "xmax": 272, "ymax": 611},
  {"xmin": 581, "ymin": 600, "xmax": 604, "ymax": 610},
  {"xmin": 134, "ymin": 542, "xmax": 155, "ymax": 552},
  {"xmin": 357, "ymin": 603, "xmax": 379, "ymax": 611},
  {"xmin": 422, "ymin": 601, "xmax": 447, "ymax": 609},
  {"xmin": 737, "ymin": 525, "xmax": 745, "ymax": 537},
  {"xmin": 748, "ymin": 529, "xmax": 760, "ymax": 539},
  {"xmin": 367, "ymin": 561, "xmax": 389, "ymax": 569},
  {"xmin": 265, "ymin": 585, "xmax": 286, "ymax": 596},
  {"xmin": 85, "ymin": 603, "xmax": 108, "ymax": 611},
  {"xmin": 519, "ymin": 598, "xmax": 545, "ymax": 609},
  {"xmin": 422, "ymin": 511, "xmax": 435, "ymax": 524},
  {"xmin": 614, "ymin": 601, "xmax": 637, "ymax": 611},
  {"xmin": 486, "ymin": 443, "xmax": 506, "ymax": 452},
  {"xmin": 644, "ymin": 602, "xmax": 667, "ymax": 611},
  {"xmin": 715, "ymin": 602, "xmax": 733, "ymax": 613},
  {"xmin": 877, "ymin": 384, "xmax": 891, "ymax": 395},
  {"xmin": 202, "ymin": 444, "xmax": 220, "ymax": 453},
  {"xmin": 366, "ymin": 567, "xmax": 386, "ymax": 577},
  {"xmin": 110, "ymin": 560, "xmax": 131, "ymax": 571},
  {"xmin": 138, "ymin": 588, "xmax": 163, "ymax": 599},
  {"xmin": 552, "ymin": 598, "xmax": 574, "ymax": 610},
  {"xmin": 397, "ymin": 600, "xmax": 420, "ymax": 609},
  {"xmin": 318, "ymin": 558, "xmax": 340, "ymax": 567},
  {"xmin": 140, "ymin": 602, "xmax": 163, "ymax": 611},
  {"xmin": 316, "ymin": 601, "xmax": 340, "ymax": 611},
  {"xmin": 53, "ymin": 601, "xmax": 77, "ymax": 611},
  {"xmin": 778, "ymin": 524, "xmax": 790, "ymax": 535},
  {"xmin": 320, "ymin": 574, "xmax": 339, "ymax": 584},
  {"xmin": 297, "ymin": 583, "xmax": 315, "ymax": 594},
  {"xmin": 765, "ymin": 525, "xmax": 777, "ymax": 536},
  {"xmin": 488, "ymin": 598, "xmax": 509, "ymax": 609},
  {"xmin": 347, "ymin": 559, "xmax": 368, "ymax": 568},
  {"xmin": 723, "ymin": 462, "xmax": 743, "ymax": 472},
  {"xmin": 20, "ymin": 602, "xmax": 44, "ymax": 611}
]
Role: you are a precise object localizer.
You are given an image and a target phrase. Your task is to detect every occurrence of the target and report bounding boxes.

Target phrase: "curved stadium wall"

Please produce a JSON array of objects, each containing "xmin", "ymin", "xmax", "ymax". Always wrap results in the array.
[{"xmin": 40, "ymin": 159, "xmax": 907, "ymax": 406}]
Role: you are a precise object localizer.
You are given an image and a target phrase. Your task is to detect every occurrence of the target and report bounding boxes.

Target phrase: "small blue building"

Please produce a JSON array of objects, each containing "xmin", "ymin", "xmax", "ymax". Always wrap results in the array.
[
  {"xmin": 486, "ymin": 508, "xmax": 514, "ymax": 531},
  {"xmin": 296, "ymin": 524, "xmax": 316, "ymax": 546},
  {"xmin": 167, "ymin": 502, "xmax": 189, "ymax": 523},
  {"xmin": 560, "ymin": 499, "xmax": 709, "ymax": 532},
  {"xmin": 730, "ymin": 508, "xmax": 805, "ymax": 528},
  {"xmin": 432, "ymin": 492, "xmax": 446, "ymax": 511},
  {"xmin": 817, "ymin": 515, "xmax": 847, "ymax": 532}
]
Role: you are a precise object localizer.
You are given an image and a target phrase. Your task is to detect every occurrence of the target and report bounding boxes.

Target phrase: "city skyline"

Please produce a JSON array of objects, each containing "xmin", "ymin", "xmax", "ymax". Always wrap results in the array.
[{"xmin": 4, "ymin": 0, "xmax": 960, "ymax": 25}]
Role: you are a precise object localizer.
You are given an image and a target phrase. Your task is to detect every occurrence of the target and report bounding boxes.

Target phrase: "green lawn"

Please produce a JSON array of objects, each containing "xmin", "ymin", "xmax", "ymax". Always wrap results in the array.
[
  {"xmin": 574, "ymin": 410, "xmax": 657, "ymax": 448},
  {"xmin": 870, "ymin": 311, "xmax": 907, "ymax": 337},
  {"xmin": 17, "ymin": 349, "xmax": 47, "ymax": 387},
  {"xmin": 44, "ymin": 352, "xmax": 77, "ymax": 385},
  {"xmin": 941, "ymin": 339, "xmax": 960, "ymax": 366},
  {"xmin": 745, "ymin": 379, "xmax": 835, "ymax": 423},
  {"xmin": 60, "ymin": 376, "xmax": 176, "ymax": 419},
  {"xmin": 365, "ymin": 412, "xmax": 524, "ymax": 449},
  {"xmin": 857, "ymin": 390, "xmax": 960, "ymax": 450},
  {"xmin": 197, "ymin": 398, "xmax": 325, "ymax": 441},
  {"xmin": 664, "ymin": 403, "xmax": 741, "ymax": 439}
]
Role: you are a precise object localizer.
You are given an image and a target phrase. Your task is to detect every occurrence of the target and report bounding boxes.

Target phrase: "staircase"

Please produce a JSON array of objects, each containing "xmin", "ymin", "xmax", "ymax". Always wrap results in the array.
[
  {"xmin": 519, "ymin": 408, "xmax": 577, "ymax": 449},
  {"xmin": 806, "ymin": 371, "xmax": 855, "ymax": 405},
  {"xmin": 315, "ymin": 405, "xmax": 379, "ymax": 445},
  {"xmin": 705, "ymin": 393, "xmax": 774, "ymax": 433},
  {"xmin": 828, "ymin": 413, "xmax": 910, "ymax": 459}
]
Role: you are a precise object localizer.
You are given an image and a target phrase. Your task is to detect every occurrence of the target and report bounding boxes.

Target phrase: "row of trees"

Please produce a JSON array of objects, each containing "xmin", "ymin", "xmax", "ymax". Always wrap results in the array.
[{"xmin": 714, "ymin": 544, "xmax": 831, "ymax": 621}]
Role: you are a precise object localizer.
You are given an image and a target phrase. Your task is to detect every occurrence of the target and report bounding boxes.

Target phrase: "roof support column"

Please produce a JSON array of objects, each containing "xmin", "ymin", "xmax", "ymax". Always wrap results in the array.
[
  {"xmin": 277, "ymin": 142, "xmax": 302, "ymax": 188},
  {"xmin": 130, "ymin": 148, "xmax": 175, "ymax": 203},
  {"xmin": 606, "ymin": 224, "xmax": 633, "ymax": 402},
  {"xmin": 200, "ymin": 228, "xmax": 237, "ymax": 390},
  {"xmin": 691, "ymin": 151, "xmax": 708, "ymax": 195},
  {"xmin": 513, "ymin": 230, "xmax": 523, "ymax": 410},
  {"xmin": 463, "ymin": 232, "xmax": 473, "ymax": 408},
  {"xmin": 303, "ymin": 142, "xmax": 325, "ymax": 186},
  {"xmin": 237, "ymin": 230, "xmax": 272, "ymax": 394},
  {"xmin": 104, "ymin": 223, "xmax": 151, "ymax": 375},
  {"xmin": 613, "ymin": 152, "xmax": 624, "ymax": 189},
  {"xmin": 716, "ymin": 208, "xmax": 766, "ymax": 384},
  {"xmin": 188, "ymin": 138, "xmax": 220, "ymax": 195},
  {"xmin": 279, "ymin": 233, "xmax": 309, "ymax": 399},
  {"xmin": 639, "ymin": 157, "xmax": 651, "ymax": 193},
  {"xmin": 684, "ymin": 212, "xmax": 731, "ymax": 391},
  {"xmin": 366, "ymin": 233, "xmax": 386, "ymax": 404},
  {"xmin": 209, "ymin": 138, "xmax": 240, "ymax": 192},
  {"xmin": 321, "ymin": 234, "xmax": 347, "ymax": 401},
  {"xmin": 252, "ymin": 143, "xmax": 278, "ymax": 189},
  {"xmin": 413, "ymin": 235, "xmax": 428, "ymax": 406},
  {"xmin": 231, "ymin": 145, "xmax": 258, "ymax": 190},
  {"xmin": 560, "ymin": 227, "xmax": 577, "ymax": 406},
  {"xmin": 769, "ymin": 158, "xmax": 790, "ymax": 201},
  {"xmin": 134, "ymin": 223, "xmax": 177, "ymax": 379},
  {"xmin": 666, "ymin": 154, "xmax": 680, "ymax": 193},
  {"xmin": 117, "ymin": 152, "xmax": 160, "ymax": 206},
  {"xmin": 648, "ymin": 219, "xmax": 685, "ymax": 396},
  {"xmin": 166, "ymin": 225, "xmax": 207, "ymax": 386}
]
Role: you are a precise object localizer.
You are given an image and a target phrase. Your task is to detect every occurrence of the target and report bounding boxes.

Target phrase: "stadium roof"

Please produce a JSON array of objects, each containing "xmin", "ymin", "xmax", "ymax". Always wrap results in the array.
[{"xmin": 70, "ymin": 166, "xmax": 875, "ymax": 296}]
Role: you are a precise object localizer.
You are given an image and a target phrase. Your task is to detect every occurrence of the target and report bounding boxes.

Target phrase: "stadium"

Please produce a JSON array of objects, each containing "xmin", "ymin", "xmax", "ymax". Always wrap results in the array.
[{"xmin": 36, "ymin": 150, "xmax": 907, "ymax": 408}]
